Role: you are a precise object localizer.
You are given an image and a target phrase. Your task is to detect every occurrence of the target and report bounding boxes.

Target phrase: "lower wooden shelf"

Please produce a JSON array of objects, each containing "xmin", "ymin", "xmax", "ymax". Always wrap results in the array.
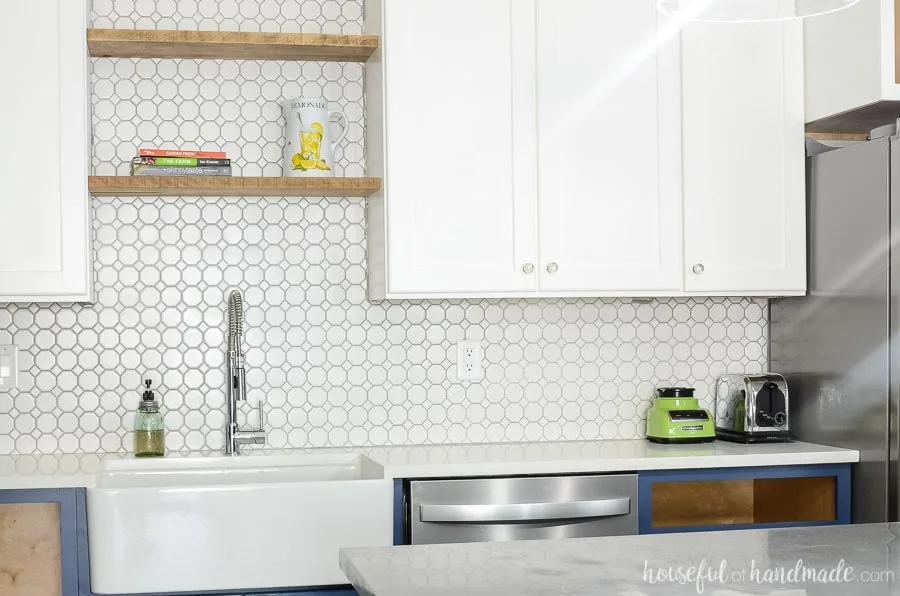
[{"xmin": 88, "ymin": 176, "xmax": 381, "ymax": 198}]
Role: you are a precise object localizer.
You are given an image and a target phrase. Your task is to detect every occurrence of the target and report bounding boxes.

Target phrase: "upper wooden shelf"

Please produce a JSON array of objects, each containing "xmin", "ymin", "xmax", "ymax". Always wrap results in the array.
[
  {"xmin": 805, "ymin": 131, "xmax": 869, "ymax": 142},
  {"xmin": 87, "ymin": 28, "xmax": 379, "ymax": 62},
  {"xmin": 88, "ymin": 176, "xmax": 381, "ymax": 198},
  {"xmin": 804, "ymin": 101, "xmax": 900, "ymax": 138}
]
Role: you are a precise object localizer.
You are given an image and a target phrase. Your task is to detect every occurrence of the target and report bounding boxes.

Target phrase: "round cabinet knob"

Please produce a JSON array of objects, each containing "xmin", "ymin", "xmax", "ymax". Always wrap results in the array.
[
  {"xmin": 522, "ymin": 263, "xmax": 535, "ymax": 274},
  {"xmin": 692, "ymin": 263, "xmax": 705, "ymax": 275},
  {"xmin": 546, "ymin": 263, "xmax": 559, "ymax": 274}
]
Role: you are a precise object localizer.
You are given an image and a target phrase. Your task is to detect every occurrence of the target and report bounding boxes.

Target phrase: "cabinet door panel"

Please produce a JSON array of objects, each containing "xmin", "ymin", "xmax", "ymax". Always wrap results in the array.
[
  {"xmin": 0, "ymin": 0, "xmax": 91, "ymax": 301},
  {"xmin": 383, "ymin": 0, "xmax": 537, "ymax": 294},
  {"xmin": 535, "ymin": 0, "xmax": 682, "ymax": 292},
  {"xmin": 637, "ymin": 465, "xmax": 852, "ymax": 534},
  {"xmin": 682, "ymin": 21, "xmax": 806, "ymax": 294}
]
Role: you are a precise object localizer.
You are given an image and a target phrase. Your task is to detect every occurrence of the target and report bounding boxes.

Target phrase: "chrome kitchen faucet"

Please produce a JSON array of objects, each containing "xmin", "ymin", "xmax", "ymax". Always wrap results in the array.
[{"xmin": 225, "ymin": 290, "xmax": 267, "ymax": 455}]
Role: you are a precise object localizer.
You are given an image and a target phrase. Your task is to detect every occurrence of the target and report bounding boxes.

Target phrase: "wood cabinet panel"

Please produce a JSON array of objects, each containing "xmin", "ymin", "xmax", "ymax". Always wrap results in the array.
[
  {"xmin": 640, "ymin": 465, "xmax": 850, "ymax": 534},
  {"xmin": 651, "ymin": 479, "xmax": 755, "ymax": 528},
  {"xmin": 650, "ymin": 477, "xmax": 837, "ymax": 529},
  {"xmin": 753, "ymin": 477, "xmax": 836, "ymax": 524},
  {"xmin": 0, "ymin": 503, "xmax": 62, "ymax": 596}
]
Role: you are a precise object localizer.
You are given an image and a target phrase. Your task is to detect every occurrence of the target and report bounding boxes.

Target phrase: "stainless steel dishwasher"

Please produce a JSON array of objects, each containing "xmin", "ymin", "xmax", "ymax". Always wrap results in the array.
[{"xmin": 408, "ymin": 474, "xmax": 638, "ymax": 545}]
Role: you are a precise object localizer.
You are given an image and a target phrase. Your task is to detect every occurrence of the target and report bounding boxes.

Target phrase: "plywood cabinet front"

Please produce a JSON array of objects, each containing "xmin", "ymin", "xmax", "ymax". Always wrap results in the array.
[
  {"xmin": 649, "ymin": 476, "xmax": 837, "ymax": 530},
  {"xmin": 0, "ymin": 503, "xmax": 62, "ymax": 596}
]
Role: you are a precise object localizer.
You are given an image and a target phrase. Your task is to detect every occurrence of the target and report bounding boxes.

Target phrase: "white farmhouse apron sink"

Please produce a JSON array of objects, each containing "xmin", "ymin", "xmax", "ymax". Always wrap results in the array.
[{"xmin": 87, "ymin": 453, "xmax": 393, "ymax": 594}]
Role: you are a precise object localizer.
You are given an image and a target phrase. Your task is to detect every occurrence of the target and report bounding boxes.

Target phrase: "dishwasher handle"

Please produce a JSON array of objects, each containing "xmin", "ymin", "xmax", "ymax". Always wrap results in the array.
[{"xmin": 418, "ymin": 497, "xmax": 631, "ymax": 524}]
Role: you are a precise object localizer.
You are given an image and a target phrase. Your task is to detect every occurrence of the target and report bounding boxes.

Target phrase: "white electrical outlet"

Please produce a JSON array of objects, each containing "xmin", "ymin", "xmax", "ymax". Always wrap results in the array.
[
  {"xmin": 0, "ymin": 345, "xmax": 18, "ymax": 391},
  {"xmin": 456, "ymin": 340, "xmax": 483, "ymax": 381}
]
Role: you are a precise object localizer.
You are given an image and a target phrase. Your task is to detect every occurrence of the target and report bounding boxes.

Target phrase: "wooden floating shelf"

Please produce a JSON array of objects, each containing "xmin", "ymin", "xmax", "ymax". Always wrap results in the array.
[
  {"xmin": 88, "ymin": 176, "xmax": 381, "ymax": 198},
  {"xmin": 87, "ymin": 28, "xmax": 379, "ymax": 62},
  {"xmin": 805, "ymin": 131, "xmax": 870, "ymax": 142},
  {"xmin": 804, "ymin": 100, "xmax": 900, "ymax": 139}
]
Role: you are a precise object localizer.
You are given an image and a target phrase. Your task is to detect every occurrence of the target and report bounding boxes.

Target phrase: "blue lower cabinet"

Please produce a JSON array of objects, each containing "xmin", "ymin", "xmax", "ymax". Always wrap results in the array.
[
  {"xmin": 393, "ymin": 479, "xmax": 405, "ymax": 546},
  {"xmin": 637, "ymin": 463, "xmax": 851, "ymax": 534}
]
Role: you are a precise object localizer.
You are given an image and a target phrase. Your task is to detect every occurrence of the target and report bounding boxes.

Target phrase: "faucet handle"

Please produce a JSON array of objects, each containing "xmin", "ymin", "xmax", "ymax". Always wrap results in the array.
[
  {"xmin": 255, "ymin": 401, "xmax": 266, "ymax": 431},
  {"xmin": 234, "ymin": 402, "xmax": 267, "ymax": 448}
]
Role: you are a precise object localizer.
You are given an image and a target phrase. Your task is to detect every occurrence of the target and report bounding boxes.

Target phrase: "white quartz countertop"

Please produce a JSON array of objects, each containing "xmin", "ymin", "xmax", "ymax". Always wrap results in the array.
[
  {"xmin": 369, "ymin": 439, "xmax": 858, "ymax": 479},
  {"xmin": 340, "ymin": 523, "xmax": 900, "ymax": 596},
  {"xmin": 0, "ymin": 439, "xmax": 859, "ymax": 490}
]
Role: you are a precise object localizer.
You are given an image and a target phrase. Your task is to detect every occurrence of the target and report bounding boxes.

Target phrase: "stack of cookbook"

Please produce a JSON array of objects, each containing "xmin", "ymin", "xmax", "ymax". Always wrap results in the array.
[{"xmin": 130, "ymin": 148, "xmax": 231, "ymax": 176}]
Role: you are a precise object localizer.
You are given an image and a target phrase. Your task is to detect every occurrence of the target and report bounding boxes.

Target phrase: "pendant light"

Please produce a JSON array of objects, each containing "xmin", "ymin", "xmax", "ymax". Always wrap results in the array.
[{"xmin": 657, "ymin": 0, "xmax": 861, "ymax": 22}]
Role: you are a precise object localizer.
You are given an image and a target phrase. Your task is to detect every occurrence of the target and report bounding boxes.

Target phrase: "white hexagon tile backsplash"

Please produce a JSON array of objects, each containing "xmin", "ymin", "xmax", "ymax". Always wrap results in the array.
[
  {"xmin": 0, "ymin": 0, "xmax": 768, "ymax": 455},
  {"xmin": 91, "ymin": 58, "xmax": 366, "ymax": 177},
  {"xmin": 91, "ymin": 0, "xmax": 364, "ymax": 33}
]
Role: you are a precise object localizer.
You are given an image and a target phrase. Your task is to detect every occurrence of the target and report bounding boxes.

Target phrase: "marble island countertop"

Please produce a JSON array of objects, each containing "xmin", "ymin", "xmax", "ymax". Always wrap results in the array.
[
  {"xmin": 0, "ymin": 439, "xmax": 860, "ymax": 490},
  {"xmin": 340, "ymin": 523, "xmax": 900, "ymax": 596}
]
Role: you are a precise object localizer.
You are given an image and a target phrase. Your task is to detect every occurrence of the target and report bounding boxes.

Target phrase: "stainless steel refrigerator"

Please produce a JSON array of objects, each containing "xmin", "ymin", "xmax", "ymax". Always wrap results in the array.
[{"xmin": 770, "ymin": 123, "xmax": 900, "ymax": 523}]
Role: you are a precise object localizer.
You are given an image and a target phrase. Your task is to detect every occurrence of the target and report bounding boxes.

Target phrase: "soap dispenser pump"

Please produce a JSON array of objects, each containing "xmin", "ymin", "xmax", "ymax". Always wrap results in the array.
[{"xmin": 134, "ymin": 380, "xmax": 165, "ymax": 457}]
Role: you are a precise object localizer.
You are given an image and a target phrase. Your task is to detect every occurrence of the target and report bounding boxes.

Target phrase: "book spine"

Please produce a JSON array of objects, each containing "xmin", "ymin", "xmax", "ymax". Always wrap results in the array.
[
  {"xmin": 139, "ymin": 149, "xmax": 228, "ymax": 158},
  {"xmin": 133, "ymin": 157, "xmax": 231, "ymax": 167},
  {"xmin": 130, "ymin": 165, "xmax": 233, "ymax": 177}
]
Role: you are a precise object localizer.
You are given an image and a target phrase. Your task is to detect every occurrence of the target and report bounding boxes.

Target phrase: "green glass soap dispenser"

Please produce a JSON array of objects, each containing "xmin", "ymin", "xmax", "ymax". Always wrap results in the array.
[{"xmin": 134, "ymin": 380, "xmax": 165, "ymax": 457}]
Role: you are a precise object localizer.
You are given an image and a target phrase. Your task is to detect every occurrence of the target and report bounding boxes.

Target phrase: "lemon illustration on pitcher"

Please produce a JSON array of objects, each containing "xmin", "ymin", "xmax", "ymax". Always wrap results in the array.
[{"xmin": 292, "ymin": 122, "xmax": 331, "ymax": 172}]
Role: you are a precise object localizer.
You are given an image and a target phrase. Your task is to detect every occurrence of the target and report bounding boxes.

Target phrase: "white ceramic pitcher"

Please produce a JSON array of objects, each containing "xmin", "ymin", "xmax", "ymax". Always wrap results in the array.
[{"xmin": 282, "ymin": 97, "xmax": 349, "ymax": 178}]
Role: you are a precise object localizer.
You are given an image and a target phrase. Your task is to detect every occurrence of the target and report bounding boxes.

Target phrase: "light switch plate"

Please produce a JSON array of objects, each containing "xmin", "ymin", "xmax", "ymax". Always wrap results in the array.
[{"xmin": 0, "ymin": 345, "xmax": 18, "ymax": 390}]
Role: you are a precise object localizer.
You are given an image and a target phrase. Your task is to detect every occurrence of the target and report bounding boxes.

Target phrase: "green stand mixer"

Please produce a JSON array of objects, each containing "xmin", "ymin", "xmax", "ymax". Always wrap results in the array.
[{"xmin": 646, "ymin": 387, "xmax": 716, "ymax": 444}]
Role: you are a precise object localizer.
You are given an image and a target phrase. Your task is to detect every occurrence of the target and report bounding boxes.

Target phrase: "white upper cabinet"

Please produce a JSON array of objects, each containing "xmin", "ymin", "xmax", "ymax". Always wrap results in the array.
[
  {"xmin": 534, "ymin": 0, "xmax": 682, "ymax": 293},
  {"xmin": 0, "ymin": 0, "xmax": 92, "ymax": 302},
  {"xmin": 367, "ymin": 0, "xmax": 806, "ymax": 299},
  {"xmin": 682, "ymin": 21, "xmax": 807, "ymax": 295},
  {"xmin": 366, "ymin": 0, "xmax": 537, "ymax": 298},
  {"xmin": 805, "ymin": 0, "xmax": 900, "ymax": 133}
]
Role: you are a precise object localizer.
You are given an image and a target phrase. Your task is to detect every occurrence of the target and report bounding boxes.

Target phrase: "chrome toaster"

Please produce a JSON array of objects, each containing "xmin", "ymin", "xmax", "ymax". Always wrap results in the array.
[{"xmin": 715, "ymin": 373, "xmax": 792, "ymax": 443}]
